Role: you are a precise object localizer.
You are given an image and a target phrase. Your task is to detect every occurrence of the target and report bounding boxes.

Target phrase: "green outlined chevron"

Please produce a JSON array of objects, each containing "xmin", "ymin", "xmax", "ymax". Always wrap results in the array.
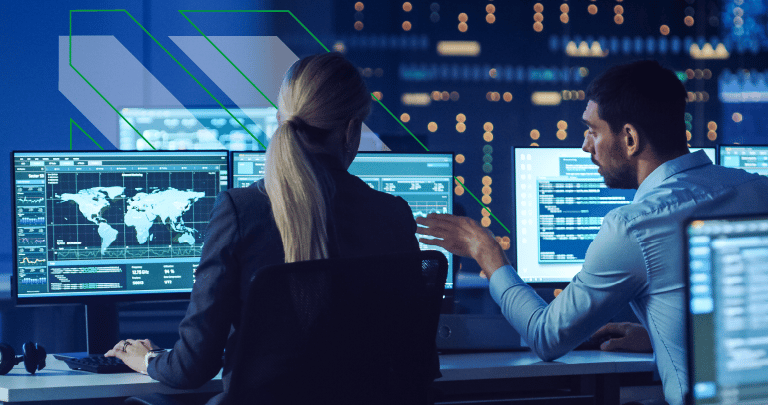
[{"xmin": 68, "ymin": 9, "xmax": 266, "ymax": 150}]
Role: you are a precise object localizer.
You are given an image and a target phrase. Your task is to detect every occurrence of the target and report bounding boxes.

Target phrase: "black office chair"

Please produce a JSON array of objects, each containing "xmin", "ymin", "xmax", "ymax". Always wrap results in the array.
[{"xmin": 127, "ymin": 250, "xmax": 447, "ymax": 405}]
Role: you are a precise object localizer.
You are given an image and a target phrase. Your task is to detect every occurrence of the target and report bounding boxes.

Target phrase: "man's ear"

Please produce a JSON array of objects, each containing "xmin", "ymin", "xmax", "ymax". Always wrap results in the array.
[{"xmin": 622, "ymin": 123, "xmax": 641, "ymax": 157}]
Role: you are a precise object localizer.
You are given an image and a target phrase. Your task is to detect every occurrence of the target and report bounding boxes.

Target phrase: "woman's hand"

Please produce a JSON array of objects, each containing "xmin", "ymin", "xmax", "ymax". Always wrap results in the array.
[{"xmin": 105, "ymin": 339, "xmax": 160, "ymax": 374}]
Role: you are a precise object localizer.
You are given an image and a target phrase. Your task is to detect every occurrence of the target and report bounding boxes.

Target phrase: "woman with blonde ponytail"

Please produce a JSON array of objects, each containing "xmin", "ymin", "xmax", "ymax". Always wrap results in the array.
[{"xmin": 108, "ymin": 53, "xmax": 423, "ymax": 404}]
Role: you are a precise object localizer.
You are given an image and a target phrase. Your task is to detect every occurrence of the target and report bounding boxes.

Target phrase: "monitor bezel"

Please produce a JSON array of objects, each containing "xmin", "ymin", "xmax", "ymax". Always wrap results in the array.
[
  {"xmin": 11, "ymin": 149, "xmax": 230, "ymax": 306},
  {"xmin": 228, "ymin": 150, "xmax": 266, "ymax": 190},
  {"xmin": 684, "ymin": 212, "xmax": 768, "ymax": 405}
]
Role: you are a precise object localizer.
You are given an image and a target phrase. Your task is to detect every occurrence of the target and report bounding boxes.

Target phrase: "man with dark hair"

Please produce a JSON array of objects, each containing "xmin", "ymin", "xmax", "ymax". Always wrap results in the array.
[
  {"xmin": 417, "ymin": 60, "xmax": 768, "ymax": 405},
  {"xmin": 586, "ymin": 60, "xmax": 689, "ymax": 161}
]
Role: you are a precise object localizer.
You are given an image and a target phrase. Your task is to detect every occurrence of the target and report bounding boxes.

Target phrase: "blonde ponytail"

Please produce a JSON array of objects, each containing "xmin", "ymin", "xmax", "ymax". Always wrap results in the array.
[
  {"xmin": 264, "ymin": 53, "xmax": 371, "ymax": 263},
  {"xmin": 264, "ymin": 119, "xmax": 330, "ymax": 262}
]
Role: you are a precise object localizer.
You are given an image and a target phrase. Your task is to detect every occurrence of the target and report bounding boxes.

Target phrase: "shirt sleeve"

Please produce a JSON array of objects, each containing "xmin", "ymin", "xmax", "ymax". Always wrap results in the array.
[
  {"xmin": 489, "ymin": 210, "xmax": 647, "ymax": 361},
  {"xmin": 147, "ymin": 191, "xmax": 241, "ymax": 388}
]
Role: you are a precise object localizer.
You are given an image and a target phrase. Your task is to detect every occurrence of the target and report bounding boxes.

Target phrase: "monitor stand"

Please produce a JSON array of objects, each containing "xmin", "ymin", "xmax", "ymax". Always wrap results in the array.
[{"xmin": 85, "ymin": 303, "xmax": 120, "ymax": 355}]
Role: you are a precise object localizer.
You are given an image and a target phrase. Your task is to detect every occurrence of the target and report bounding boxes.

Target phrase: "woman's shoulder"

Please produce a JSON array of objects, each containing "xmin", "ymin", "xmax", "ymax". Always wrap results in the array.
[
  {"xmin": 225, "ymin": 179, "xmax": 268, "ymax": 198},
  {"xmin": 332, "ymin": 174, "xmax": 415, "ymax": 227},
  {"xmin": 219, "ymin": 180, "xmax": 271, "ymax": 212}
]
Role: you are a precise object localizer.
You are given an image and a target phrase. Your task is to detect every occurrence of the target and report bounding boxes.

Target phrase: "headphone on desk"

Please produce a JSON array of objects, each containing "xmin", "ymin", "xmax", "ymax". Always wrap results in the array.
[{"xmin": 0, "ymin": 342, "xmax": 46, "ymax": 375}]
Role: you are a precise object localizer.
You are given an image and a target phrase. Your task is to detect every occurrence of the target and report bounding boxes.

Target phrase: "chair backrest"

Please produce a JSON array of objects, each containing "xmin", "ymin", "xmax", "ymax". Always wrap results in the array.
[{"xmin": 226, "ymin": 250, "xmax": 448, "ymax": 405}]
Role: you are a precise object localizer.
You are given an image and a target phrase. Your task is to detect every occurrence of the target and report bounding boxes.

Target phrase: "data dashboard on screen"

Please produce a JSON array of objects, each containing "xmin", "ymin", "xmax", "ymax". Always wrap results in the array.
[
  {"xmin": 231, "ymin": 152, "xmax": 454, "ymax": 290},
  {"xmin": 12, "ymin": 151, "xmax": 228, "ymax": 303},
  {"xmin": 513, "ymin": 147, "xmax": 716, "ymax": 284},
  {"xmin": 719, "ymin": 145, "xmax": 768, "ymax": 176}
]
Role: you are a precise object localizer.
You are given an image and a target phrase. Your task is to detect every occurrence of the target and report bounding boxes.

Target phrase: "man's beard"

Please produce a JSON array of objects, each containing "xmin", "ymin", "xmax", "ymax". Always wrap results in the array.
[{"xmin": 598, "ymin": 157, "xmax": 638, "ymax": 189}]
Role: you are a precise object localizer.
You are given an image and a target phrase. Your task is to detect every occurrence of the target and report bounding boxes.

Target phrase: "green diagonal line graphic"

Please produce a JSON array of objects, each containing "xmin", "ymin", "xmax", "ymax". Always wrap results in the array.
[
  {"xmin": 175, "ymin": 10, "xmax": 333, "ymax": 156},
  {"xmin": 177, "ymin": 9, "xmax": 333, "ymax": 110},
  {"xmin": 285, "ymin": 10, "xmax": 331, "ymax": 52},
  {"xmin": 69, "ymin": 10, "xmax": 155, "ymax": 150},
  {"xmin": 69, "ymin": 9, "xmax": 266, "ymax": 150},
  {"xmin": 69, "ymin": 118, "xmax": 104, "ymax": 150},
  {"xmin": 181, "ymin": 10, "xmax": 330, "ymax": 53},
  {"xmin": 371, "ymin": 93, "xmax": 429, "ymax": 151},
  {"xmin": 178, "ymin": 11, "xmax": 277, "ymax": 109},
  {"xmin": 454, "ymin": 177, "xmax": 510, "ymax": 234},
  {"xmin": 372, "ymin": 93, "xmax": 510, "ymax": 232},
  {"xmin": 68, "ymin": 60, "xmax": 155, "ymax": 150}
]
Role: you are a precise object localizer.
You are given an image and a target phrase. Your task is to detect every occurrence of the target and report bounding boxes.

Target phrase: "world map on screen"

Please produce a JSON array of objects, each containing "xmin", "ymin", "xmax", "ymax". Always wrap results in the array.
[{"xmin": 58, "ymin": 187, "xmax": 205, "ymax": 254}]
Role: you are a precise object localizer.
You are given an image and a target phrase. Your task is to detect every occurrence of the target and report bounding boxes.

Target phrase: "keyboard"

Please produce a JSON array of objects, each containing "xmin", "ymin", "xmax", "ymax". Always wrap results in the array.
[{"xmin": 54, "ymin": 354, "xmax": 133, "ymax": 374}]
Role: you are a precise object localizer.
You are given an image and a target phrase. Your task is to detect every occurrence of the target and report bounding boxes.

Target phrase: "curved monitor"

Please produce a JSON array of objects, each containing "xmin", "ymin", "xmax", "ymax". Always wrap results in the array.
[{"xmin": 12, "ymin": 150, "xmax": 229, "ymax": 305}]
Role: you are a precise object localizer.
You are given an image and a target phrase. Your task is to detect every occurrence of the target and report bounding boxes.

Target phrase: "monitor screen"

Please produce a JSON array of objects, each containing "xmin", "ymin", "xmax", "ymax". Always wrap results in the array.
[
  {"xmin": 687, "ymin": 214, "xmax": 768, "ymax": 404},
  {"xmin": 231, "ymin": 152, "xmax": 454, "ymax": 290},
  {"xmin": 119, "ymin": 107, "xmax": 278, "ymax": 151},
  {"xmin": 513, "ymin": 147, "xmax": 716, "ymax": 284},
  {"xmin": 12, "ymin": 151, "xmax": 229, "ymax": 304},
  {"xmin": 719, "ymin": 145, "xmax": 768, "ymax": 177}
]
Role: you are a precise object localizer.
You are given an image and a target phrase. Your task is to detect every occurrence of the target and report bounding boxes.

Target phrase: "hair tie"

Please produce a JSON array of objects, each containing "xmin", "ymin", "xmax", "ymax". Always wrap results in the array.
[
  {"xmin": 286, "ymin": 116, "xmax": 331, "ymax": 140},
  {"xmin": 287, "ymin": 116, "xmax": 307, "ymax": 131}
]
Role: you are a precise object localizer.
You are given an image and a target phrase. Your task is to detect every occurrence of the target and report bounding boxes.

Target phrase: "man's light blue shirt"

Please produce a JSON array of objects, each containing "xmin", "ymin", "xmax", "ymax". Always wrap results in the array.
[{"xmin": 489, "ymin": 150, "xmax": 768, "ymax": 405}]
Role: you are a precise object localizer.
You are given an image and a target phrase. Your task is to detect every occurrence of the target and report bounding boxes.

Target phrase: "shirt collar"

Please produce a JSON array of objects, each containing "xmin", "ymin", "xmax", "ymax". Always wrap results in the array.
[{"xmin": 633, "ymin": 150, "xmax": 712, "ymax": 202}]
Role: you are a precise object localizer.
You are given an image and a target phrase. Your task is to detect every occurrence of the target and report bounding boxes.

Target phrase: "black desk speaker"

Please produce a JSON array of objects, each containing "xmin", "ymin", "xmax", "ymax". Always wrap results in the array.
[{"xmin": 436, "ymin": 314, "xmax": 528, "ymax": 351}]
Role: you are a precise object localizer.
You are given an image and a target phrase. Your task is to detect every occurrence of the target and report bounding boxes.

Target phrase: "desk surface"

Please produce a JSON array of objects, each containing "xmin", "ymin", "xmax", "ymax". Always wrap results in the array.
[
  {"xmin": 0, "ymin": 357, "xmax": 223, "ymax": 402},
  {"xmin": 438, "ymin": 350, "xmax": 656, "ymax": 381},
  {"xmin": 0, "ymin": 351, "xmax": 657, "ymax": 402}
]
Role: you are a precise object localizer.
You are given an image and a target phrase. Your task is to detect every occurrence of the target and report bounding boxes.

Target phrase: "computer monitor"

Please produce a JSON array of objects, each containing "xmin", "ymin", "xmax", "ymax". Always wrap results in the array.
[
  {"xmin": 686, "ymin": 214, "xmax": 768, "ymax": 404},
  {"xmin": 719, "ymin": 145, "xmax": 768, "ymax": 176},
  {"xmin": 231, "ymin": 152, "xmax": 455, "ymax": 294},
  {"xmin": 119, "ymin": 107, "xmax": 278, "ymax": 151},
  {"xmin": 12, "ymin": 151, "xmax": 228, "ymax": 352},
  {"xmin": 513, "ymin": 147, "xmax": 716, "ymax": 285}
]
